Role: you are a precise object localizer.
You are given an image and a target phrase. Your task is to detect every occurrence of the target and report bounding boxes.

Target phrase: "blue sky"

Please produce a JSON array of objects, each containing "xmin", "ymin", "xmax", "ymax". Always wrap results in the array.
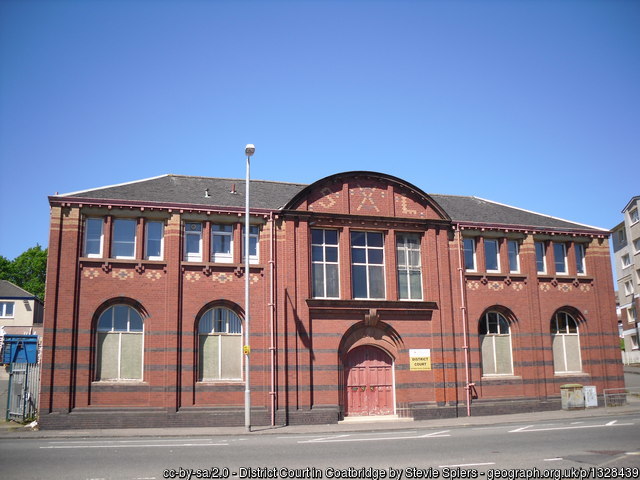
[{"xmin": 0, "ymin": 0, "xmax": 638, "ymax": 260}]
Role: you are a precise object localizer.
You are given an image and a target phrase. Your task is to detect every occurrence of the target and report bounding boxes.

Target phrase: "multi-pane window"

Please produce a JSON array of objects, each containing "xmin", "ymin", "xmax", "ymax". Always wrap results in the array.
[
  {"xmin": 351, "ymin": 231, "xmax": 385, "ymax": 299},
  {"xmin": 551, "ymin": 311, "xmax": 581, "ymax": 373},
  {"xmin": 0, "ymin": 301, "xmax": 15, "ymax": 318},
  {"xmin": 145, "ymin": 221, "xmax": 164, "ymax": 260},
  {"xmin": 479, "ymin": 311, "xmax": 513, "ymax": 376},
  {"xmin": 184, "ymin": 222, "xmax": 203, "ymax": 261},
  {"xmin": 507, "ymin": 240, "xmax": 520, "ymax": 273},
  {"xmin": 396, "ymin": 233, "xmax": 422, "ymax": 300},
  {"xmin": 624, "ymin": 280, "xmax": 634, "ymax": 296},
  {"xmin": 463, "ymin": 238, "xmax": 476, "ymax": 271},
  {"xmin": 311, "ymin": 229, "xmax": 339, "ymax": 298},
  {"xmin": 535, "ymin": 242, "xmax": 546, "ymax": 274},
  {"xmin": 484, "ymin": 239, "xmax": 500, "ymax": 272},
  {"xmin": 242, "ymin": 225, "xmax": 260, "ymax": 264},
  {"xmin": 198, "ymin": 307, "xmax": 242, "ymax": 381},
  {"xmin": 633, "ymin": 238, "xmax": 640, "ymax": 254},
  {"xmin": 112, "ymin": 219, "xmax": 137, "ymax": 259},
  {"xmin": 96, "ymin": 305, "xmax": 144, "ymax": 381},
  {"xmin": 212, "ymin": 224, "xmax": 234, "ymax": 263},
  {"xmin": 574, "ymin": 243, "xmax": 586, "ymax": 275},
  {"xmin": 622, "ymin": 254, "xmax": 631, "ymax": 268},
  {"xmin": 630, "ymin": 208, "xmax": 639, "ymax": 224},
  {"xmin": 84, "ymin": 218, "xmax": 104, "ymax": 257},
  {"xmin": 553, "ymin": 243, "xmax": 567, "ymax": 274}
]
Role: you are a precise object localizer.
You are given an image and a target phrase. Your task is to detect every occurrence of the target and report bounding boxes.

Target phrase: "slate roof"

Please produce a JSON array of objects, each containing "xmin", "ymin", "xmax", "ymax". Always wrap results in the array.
[
  {"xmin": 62, "ymin": 174, "xmax": 307, "ymax": 210},
  {"xmin": 0, "ymin": 280, "xmax": 38, "ymax": 299},
  {"xmin": 56, "ymin": 174, "xmax": 605, "ymax": 233}
]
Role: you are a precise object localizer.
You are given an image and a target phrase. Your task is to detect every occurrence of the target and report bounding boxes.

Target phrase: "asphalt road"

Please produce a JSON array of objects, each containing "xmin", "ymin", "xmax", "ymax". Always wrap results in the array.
[{"xmin": 1, "ymin": 413, "xmax": 638, "ymax": 480}]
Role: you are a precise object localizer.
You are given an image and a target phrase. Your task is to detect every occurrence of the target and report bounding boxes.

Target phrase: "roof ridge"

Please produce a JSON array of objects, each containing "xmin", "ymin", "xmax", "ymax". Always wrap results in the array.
[
  {"xmin": 57, "ymin": 174, "xmax": 170, "ymax": 197},
  {"xmin": 473, "ymin": 196, "xmax": 608, "ymax": 232},
  {"xmin": 168, "ymin": 174, "xmax": 309, "ymax": 187}
]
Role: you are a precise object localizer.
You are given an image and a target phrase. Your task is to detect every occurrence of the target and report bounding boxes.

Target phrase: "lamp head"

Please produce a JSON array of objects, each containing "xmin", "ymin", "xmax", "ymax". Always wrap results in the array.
[{"xmin": 245, "ymin": 144, "xmax": 256, "ymax": 157}]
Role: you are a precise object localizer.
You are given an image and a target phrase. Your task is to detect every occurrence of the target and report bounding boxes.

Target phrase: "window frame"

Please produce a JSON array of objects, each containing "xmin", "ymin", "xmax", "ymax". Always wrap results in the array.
[
  {"xmin": 630, "ymin": 208, "xmax": 639, "ymax": 225},
  {"xmin": 507, "ymin": 240, "xmax": 520, "ymax": 273},
  {"xmin": 95, "ymin": 305, "xmax": 144, "ymax": 382},
  {"xmin": 551, "ymin": 311, "xmax": 582, "ymax": 374},
  {"xmin": 197, "ymin": 307, "xmax": 243, "ymax": 381},
  {"xmin": 479, "ymin": 311, "xmax": 514, "ymax": 376},
  {"xmin": 624, "ymin": 280, "xmax": 634, "ymax": 296},
  {"xmin": 184, "ymin": 222, "xmax": 203, "ymax": 262},
  {"xmin": 484, "ymin": 239, "xmax": 500, "ymax": 273},
  {"xmin": 242, "ymin": 225, "xmax": 260, "ymax": 265},
  {"xmin": 84, "ymin": 217, "xmax": 104, "ymax": 258},
  {"xmin": 0, "ymin": 301, "xmax": 15, "ymax": 318},
  {"xmin": 396, "ymin": 232, "xmax": 423, "ymax": 300},
  {"xmin": 622, "ymin": 254, "xmax": 631, "ymax": 269},
  {"xmin": 145, "ymin": 221, "xmax": 164, "ymax": 261},
  {"xmin": 553, "ymin": 243, "xmax": 567, "ymax": 275},
  {"xmin": 351, "ymin": 231, "xmax": 386, "ymax": 300},
  {"xmin": 463, "ymin": 238, "xmax": 477, "ymax": 272},
  {"xmin": 211, "ymin": 224, "xmax": 234, "ymax": 263},
  {"xmin": 535, "ymin": 241, "xmax": 546, "ymax": 274},
  {"xmin": 633, "ymin": 238, "xmax": 640, "ymax": 254},
  {"xmin": 311, "ymin": 228, "xmax": 340, "ymax": 299},
  {"xmin": 574, "ymin": 243, "xmax": 586, "ymax": 275},
  {"xmin": 112, "ymin": 218, "xmax": 137, "ymax": 260}
]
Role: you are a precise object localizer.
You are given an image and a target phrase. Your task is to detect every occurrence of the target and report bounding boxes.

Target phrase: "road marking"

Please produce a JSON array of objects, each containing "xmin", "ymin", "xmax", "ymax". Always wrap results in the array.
[
  {"xmin": 41, "ymin": 442, "xmax": 228, "ymax": 449},
  {"xmin": 438, "ymin": 463, "xmax": 495, "ymax": 468},
  {"xmin": 299, "ymin": 430, "xmax": 450, "ymax": 443},
  {"xmin": 509, "ymin": 425, "xmax": 534, "ymax": 432},
  {"xmin": 509, "ymin": 421, "xmax": 633, "ymax": 433},
  {"xmin": 46, "ymin": 438, "xmax": 221, "ymax": 445},
  {"xmin": 543, "ymin": 458, "xmax": 563, "ymax": 462}
]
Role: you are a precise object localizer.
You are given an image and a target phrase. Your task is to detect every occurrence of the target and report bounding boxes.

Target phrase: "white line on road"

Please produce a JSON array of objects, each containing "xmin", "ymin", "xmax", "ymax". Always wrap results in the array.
[
  {"xmin": 438, "ymin": 463, "xmax": 495, "ymax": 468},
  {"xmin": 543, "ymin": 458, "xmax": 563, "ymax": 462},
  {"xmin": 41, "ymin": 443, "xmax": 228, "ymax": 449},
  {"xmin": 509, "ymin": 421, "xmax": 633, "ymax": 433},
  {"xmin": 299, "ymin": 430, "xmax": 450, "ymax": 444}
]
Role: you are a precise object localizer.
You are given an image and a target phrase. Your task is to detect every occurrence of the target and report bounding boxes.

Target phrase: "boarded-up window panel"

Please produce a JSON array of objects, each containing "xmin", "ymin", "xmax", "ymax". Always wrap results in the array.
[
  {"xmin": 97, "ymin": 332, "xmax": 119, "ymax": 380},
  {"xmin": 200, "ymin": 335, "xmax": 219, "ymax": 380},
  {"xmin": 120, "ymin": 333, "xmax": 143, "ymax": 380},
  {"xmin": 220, "ymin": 335, "xmax": 242, "ymax": 379},
  {"xmin": 494, "ymin": 335, "xmax": 513, "ymax": 375},
  {"xmin": 552, "ymin": 335, "xmax": 566, "ymax": 372},
  {"xmin": 481, "ymin": 336, "xmax": 496, "ymax": 375},
  {"xmin": 564, "ymin": 335, "xmax": 582, "ymax": 372}
]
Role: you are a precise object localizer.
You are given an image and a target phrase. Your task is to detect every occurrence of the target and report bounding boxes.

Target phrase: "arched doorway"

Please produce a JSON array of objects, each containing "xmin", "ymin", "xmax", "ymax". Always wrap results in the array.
[{"xmin": 344, "ymin": 345, "xmax": 394, "ymax": 416}]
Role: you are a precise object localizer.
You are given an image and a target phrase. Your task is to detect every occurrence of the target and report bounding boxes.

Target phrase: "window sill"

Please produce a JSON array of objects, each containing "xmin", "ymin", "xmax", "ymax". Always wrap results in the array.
[
  {"xmin": 553, "ymin": 372, "xmax": 588, "ymax": 377},
  {"xmin": 197, "ymin": 380, "xmax": 244, "ymax": 385},
  {"xmin": 481, "ymin": 375, "xmax": 521, "ymax": 381},
  {"xmin": 92, "ymin": 380, "xmax": 148, "ymax": 385}
]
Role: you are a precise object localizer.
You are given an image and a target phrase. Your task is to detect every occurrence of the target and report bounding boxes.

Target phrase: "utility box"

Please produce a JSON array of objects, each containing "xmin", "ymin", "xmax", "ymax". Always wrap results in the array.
[
  {"xmin": 560, "ymin": 384, "xmax": 585, "ymax": 410},
  {"xmin": 1, "ymin": 335, "xmax": 38, "ymax": 364},
  {"xmin": 583, "ymin": 386, "xmax": 598, "ymax": 408}
]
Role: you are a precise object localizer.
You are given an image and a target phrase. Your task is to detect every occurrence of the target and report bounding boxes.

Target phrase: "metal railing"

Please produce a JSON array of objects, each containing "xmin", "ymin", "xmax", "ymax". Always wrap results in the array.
[{"xmin": 603, "ymin": 386, "xmax": 640, "ymax": 409}]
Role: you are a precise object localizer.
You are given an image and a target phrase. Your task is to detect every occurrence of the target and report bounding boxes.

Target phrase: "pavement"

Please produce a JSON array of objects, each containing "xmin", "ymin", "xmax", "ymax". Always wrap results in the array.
[{"xmin": 1, "ymin": 365, "xmax": 639, "ymax": 440}]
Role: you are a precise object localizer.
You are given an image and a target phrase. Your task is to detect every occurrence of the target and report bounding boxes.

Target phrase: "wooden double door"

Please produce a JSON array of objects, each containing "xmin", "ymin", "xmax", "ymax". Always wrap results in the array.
[{"xmin": 344, "ymin": 345, "xmax": 394, "ymax": 416}]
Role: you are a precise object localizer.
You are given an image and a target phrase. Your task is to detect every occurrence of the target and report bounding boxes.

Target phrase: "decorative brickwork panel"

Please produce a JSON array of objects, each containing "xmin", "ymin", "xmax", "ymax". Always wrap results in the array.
[
  {"xmin": 307, "ymin": 182, "xmax": 343, "ymax": 214},
  {"xmin": 349, "ymin": 179, "xmax": 387, "ymax": 215}
]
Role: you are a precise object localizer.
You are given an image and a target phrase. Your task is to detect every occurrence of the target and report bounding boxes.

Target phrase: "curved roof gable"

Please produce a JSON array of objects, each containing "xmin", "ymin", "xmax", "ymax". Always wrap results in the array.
[{"xmin": 283, "ymin": 171, "xmax": 451, "ymax": 221}]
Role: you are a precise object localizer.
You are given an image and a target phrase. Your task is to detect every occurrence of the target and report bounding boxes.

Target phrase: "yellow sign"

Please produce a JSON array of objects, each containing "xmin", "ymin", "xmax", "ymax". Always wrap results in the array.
[
  {"xmin": 243, "ymin": 345, "xmax": 251, "ymax": 355},
  {"xmin": 409, "ymin": 348, "xmax": 431, "ymax": 371},
  {"xmin": 410, "ymin": 357, "xmax": 431, "ymax": 371}
]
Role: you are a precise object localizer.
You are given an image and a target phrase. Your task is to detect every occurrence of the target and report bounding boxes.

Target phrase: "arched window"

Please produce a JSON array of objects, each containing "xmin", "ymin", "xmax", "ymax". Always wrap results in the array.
[
  {"xmin": 198, "ymin": 307, "xmax": 243, "ymax": 381},
  {"xmin": 96, "ymin": 305, "xmax": 144, "ymax": 381},
  {"xmin": 479, "ymin": 311, "xmax": 514, "ymax": 376},
  {"xmin": 551, "ymin": 311, "xmax": 582, "ymax": 373}
]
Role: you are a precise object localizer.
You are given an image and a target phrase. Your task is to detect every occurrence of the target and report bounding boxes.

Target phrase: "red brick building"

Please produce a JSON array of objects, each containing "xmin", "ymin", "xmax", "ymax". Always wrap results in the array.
[{"xmin": 39, "ymin": 171, "xmax": 623, "ymax": 428}]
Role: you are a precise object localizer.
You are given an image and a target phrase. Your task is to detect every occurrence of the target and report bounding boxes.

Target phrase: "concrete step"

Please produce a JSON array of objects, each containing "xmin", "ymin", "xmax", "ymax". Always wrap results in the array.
[{"xmin": 339, "ymin": 415, "xmax": 413, "ymax": 424}]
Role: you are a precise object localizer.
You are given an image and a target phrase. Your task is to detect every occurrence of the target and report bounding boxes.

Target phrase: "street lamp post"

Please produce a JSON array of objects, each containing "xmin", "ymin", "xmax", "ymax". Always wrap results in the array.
[{"xmin": 244, "ymin": 144, "xmax": 255, "ymax": 433}]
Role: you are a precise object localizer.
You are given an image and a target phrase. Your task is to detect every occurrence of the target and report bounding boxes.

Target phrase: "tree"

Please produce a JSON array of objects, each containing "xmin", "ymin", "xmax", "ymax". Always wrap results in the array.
[{"xmin": 0, "ymin": 245, "xmax": 47, "ymax": 300}]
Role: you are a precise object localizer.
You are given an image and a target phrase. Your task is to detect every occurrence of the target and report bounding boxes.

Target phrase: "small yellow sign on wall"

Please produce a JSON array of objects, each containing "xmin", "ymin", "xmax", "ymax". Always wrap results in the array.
[
  {"xmin": 409, "ymin": 349, "xmax": 431, "ymax": 371},
  {"xmin": 243, "ymin": 345, "xmax": 251, "ymax": 355}
]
